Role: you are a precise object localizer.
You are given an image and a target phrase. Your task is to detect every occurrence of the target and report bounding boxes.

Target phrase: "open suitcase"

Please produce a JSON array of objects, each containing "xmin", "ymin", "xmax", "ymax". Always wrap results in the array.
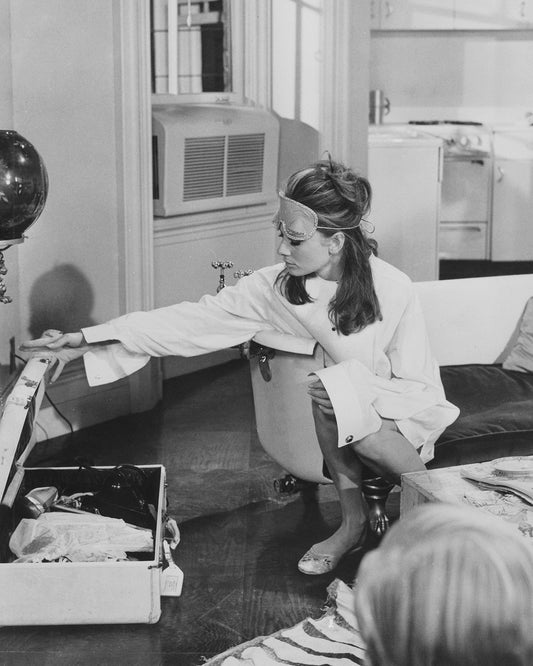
[{"xmin": 0, "ymin": 355, "xmax": 183, "ymax": 626}]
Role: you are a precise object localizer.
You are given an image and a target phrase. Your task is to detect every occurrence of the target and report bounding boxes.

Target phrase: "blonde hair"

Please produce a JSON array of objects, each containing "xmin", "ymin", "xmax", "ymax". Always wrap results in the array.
[{"xmin": 354, "ymin": 503, "xmax": 533, "ymax": 666}]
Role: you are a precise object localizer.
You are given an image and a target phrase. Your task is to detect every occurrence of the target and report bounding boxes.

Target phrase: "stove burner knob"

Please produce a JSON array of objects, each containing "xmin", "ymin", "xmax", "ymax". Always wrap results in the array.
[{"xmin": 459, "ymin": 136, "xmax": 470, "ymax": 148}]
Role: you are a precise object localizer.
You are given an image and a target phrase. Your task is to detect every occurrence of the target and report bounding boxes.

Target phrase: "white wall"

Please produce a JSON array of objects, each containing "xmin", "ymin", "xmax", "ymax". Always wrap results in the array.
[
  {"xmin": 0, "ymin": 0, "xmax": 19, "ymax": 367},
  {"xmin": 9, "ymin": 0, "xmax": 121, "ymax": 339},
  {"xmin": 0, "ymin": 0, "xmax": 157, "ymax": 435},
  {"xmin": 370, "ymin": 30, "xmax": 533, "ymax": 123},
  {"xmin": 0, "ymin": 0, "xmax": 13, "ymax": 123}
]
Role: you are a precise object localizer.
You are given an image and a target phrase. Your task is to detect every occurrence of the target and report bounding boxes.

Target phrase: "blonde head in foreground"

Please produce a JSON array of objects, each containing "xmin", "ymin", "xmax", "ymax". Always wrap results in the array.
[{"xmin": 354, "ymin": 503, "xmax": 533, "ymax": 666}]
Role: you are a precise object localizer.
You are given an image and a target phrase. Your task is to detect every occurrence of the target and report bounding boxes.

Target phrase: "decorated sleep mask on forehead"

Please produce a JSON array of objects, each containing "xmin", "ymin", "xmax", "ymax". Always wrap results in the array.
[
  {"xmin": 273, "ymin": 192, "xmax": 320, "ymax": 241},
  {"xmin": 273, "ymin": 192, "xmax": 365, "ymax": 241}
]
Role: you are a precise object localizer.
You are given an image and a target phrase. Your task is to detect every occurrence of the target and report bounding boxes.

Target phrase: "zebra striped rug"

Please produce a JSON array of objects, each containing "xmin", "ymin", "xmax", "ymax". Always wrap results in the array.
[{"xmin": 204, "ymin": 579, "xmax": 366, "ymax": 665}]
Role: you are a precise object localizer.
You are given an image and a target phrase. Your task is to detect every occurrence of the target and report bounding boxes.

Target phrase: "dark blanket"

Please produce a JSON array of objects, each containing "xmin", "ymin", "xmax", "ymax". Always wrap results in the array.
[{"xmin": 433, "ymin": 365, "xmax": 533, "ymax": 468}]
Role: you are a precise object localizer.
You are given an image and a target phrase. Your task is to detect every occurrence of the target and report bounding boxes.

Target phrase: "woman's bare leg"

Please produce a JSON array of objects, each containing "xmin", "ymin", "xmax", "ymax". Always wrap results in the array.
[
  {"xmin": 309, "ymin": 413, "xmax": 425, "ymax": 559},
  {"xmin": 354, "ymin": 419, "xmax": 426, "ymax": 485},
  {"xmin": 309, "ymin": 401, "xmax": 368, "ymax": 556}
]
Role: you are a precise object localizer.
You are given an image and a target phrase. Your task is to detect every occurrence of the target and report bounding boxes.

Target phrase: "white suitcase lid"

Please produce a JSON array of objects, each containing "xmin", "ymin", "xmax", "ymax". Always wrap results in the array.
[{"xmin": 0, "ymin": 354, "xmax": 52, "ymax": 504}]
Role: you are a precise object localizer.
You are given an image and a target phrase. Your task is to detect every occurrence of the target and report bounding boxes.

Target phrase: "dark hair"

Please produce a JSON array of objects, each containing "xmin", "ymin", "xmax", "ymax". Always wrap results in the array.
[{"xmin": 275, "ymin": 158, "xmax": 382, "ymax": 335}]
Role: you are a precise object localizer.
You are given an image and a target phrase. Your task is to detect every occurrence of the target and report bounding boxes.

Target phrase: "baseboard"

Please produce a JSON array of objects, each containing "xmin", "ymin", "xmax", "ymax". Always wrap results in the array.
[
  {"xmin": 35, "ymin": 359, "xmax": 162, "ymax": 441},
  {"xmin": 36, "ymin": 380, "xmax": 133, "ymax": 441},
  {"xmin": 161, "ymin": 348, "xmax": 242, "ymax": 380}
]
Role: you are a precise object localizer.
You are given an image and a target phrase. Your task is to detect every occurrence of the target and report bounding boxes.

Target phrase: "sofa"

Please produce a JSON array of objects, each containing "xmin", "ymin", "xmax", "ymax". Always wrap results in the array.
[{"xmin": 249, "ymin": 273, "xmax": 533, "ymax": 530}]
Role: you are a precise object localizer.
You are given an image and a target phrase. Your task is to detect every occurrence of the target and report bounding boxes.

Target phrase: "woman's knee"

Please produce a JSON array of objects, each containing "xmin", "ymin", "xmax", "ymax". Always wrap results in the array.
[
  {"xmin": 353, "ymin": 420, "xmax": 400, "ymax": 459},
  {"xmin": 353, "ymin": 432, "xmax": 379, "ymax": 462}
]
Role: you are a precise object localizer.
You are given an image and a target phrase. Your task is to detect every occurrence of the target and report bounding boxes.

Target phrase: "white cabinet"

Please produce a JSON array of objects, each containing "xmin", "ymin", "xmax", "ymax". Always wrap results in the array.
[
  {"xmin": 454, "ymin": 0, "xmax": 533, "ymax": 29},
  {"xmin": 491, "ymin": 130, "xmax": 533, "ymax": 261},
  {"xmin": 372, "ymin": 0, "xmax": 533, "ymax": 29},
  {"xmin": 368, "ymin": 128, "xmax": 442, "ymax": 282},
  {"xmin": 372, "ymin": 0, "xmax": 454, "ymax": 30}
]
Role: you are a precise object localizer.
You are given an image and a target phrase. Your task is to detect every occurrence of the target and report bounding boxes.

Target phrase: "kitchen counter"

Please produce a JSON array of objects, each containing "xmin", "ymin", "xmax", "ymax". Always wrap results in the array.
[
  {"xmin": 380, "ymin": 106, "xmax": 533, "ymax": 128},
  {"xmin": 368, "ymin": 124, "xmax": 442, "ymax": 146}
]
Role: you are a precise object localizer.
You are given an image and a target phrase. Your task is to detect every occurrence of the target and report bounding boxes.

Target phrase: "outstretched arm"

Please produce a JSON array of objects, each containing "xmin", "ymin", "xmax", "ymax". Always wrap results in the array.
[{"xmin": 19, "ymin": 329, "xmax": 90, "ymax": 382}]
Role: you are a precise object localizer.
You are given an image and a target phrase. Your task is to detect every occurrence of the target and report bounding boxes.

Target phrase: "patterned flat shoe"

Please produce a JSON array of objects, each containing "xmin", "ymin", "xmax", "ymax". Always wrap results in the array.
[{"xmin": 297, "ymin": 526, "xmax": 368, "ymax": 576}]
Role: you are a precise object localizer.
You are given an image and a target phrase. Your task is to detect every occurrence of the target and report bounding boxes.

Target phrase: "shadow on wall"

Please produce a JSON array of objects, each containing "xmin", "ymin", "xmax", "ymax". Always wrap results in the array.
[
  {"xmin": 277, "ymin": 116, "xmax": 320, "ymax": 186},
  {"xmin": 28, "ymin": 264, "xmax": 96, "ymax": 338}
]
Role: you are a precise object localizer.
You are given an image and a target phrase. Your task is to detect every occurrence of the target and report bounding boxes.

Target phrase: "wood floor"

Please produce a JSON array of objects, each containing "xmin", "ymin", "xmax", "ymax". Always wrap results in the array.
[{"xmin": 0, "ymin": 359, "xmax": 380, "ymax": 666}]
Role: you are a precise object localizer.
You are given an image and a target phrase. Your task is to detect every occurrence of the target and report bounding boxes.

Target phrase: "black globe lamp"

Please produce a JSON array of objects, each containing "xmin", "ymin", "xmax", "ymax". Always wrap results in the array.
[{"xmin": 0, "ymin": 130, "xmax": 48, "ymax": 303}]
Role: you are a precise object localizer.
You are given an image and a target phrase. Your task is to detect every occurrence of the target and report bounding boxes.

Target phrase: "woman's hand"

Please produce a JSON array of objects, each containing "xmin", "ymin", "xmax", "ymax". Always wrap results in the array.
[
  {"xmin": 307, "ymin": 377, "xmax": 335, "ymax": 416},
  {"xmin": 19, "ymin": 329, "xmax": 90, "ymax": 382}
]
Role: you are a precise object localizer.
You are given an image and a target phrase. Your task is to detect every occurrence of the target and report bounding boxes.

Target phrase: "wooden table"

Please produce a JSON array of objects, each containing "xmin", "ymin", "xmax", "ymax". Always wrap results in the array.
[{"xmin": 400, "ymin": 463, "xmax": 533, "ymax": 541}]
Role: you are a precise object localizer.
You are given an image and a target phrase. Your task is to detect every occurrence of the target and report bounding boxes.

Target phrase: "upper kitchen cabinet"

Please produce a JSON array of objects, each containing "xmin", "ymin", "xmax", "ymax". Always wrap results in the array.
[
  {"xmin": 371, "ymin": 0, "xmax": 454, "ymax": 30},
  {"xmin": 372, "ymin": 0, "xmax": 533, "ymax": 30},
  {"xmin": 454, "ymin": 1, "xmax": 533, "ymax": 29}
]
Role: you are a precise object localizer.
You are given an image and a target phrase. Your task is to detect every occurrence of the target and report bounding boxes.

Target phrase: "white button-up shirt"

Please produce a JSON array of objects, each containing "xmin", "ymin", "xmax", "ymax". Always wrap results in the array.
[{"xmin": 81, "ymin": 256, "xmax": 459, "ymax": 463}]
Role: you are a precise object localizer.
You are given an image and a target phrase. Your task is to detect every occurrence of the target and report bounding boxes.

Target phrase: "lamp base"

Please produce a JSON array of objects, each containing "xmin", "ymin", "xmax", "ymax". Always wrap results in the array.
[
  {"xmin": 0, "ymin": 251, "xmax": 12, "ymax": 304},
  {"xmin": 0, "ymin": 237, "xmax": 24, "ymax": 250}
]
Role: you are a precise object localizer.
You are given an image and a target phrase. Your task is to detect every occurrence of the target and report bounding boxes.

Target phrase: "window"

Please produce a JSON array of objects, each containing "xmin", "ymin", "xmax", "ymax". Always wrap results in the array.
[{"xmin": 151, "ymin": 0, "xmax": 242, "ymax": 103}]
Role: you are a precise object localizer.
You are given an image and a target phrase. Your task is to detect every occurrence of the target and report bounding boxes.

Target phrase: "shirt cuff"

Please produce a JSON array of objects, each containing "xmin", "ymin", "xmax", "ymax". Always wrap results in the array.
[
  {"xmin": 81, "ymin": 323, "xmax": 117, "ymax": 344},
  {"xmin": 312, "ymin": 360, "xmax": 381, "ymax": 447},
  {"xmin": 82, "ymin": 343, "xmax": 150, "ymax": 386}
]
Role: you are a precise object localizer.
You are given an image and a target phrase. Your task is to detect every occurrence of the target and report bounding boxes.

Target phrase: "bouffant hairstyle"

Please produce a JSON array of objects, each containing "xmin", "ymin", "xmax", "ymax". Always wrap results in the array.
[{"xmin": 275, "ymin": 158, "xmax": 381, "ymax": 335}]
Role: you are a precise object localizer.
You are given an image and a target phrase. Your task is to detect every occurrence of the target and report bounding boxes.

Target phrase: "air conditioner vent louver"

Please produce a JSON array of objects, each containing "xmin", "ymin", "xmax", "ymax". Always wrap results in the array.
[
  {"xmin": 227, "ymin": 134, "xmax": 265, "ymax": 196},
  {"xmin": 182, "ymin": 133, "xmax": 265, "ymax": 202},
  {"xmin": 183, "ymin": 136, "xmax": 225, "ymax": 201}
]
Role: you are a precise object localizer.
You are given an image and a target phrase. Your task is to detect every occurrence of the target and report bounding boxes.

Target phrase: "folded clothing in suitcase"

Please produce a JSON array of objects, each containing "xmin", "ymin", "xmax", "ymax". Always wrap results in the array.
[{"xmin": 0, "ymin": 355, "xmax": 183, "ymax": 626}]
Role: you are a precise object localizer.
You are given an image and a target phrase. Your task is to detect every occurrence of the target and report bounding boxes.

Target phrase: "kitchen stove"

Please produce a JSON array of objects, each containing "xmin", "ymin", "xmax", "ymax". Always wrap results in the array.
[
  {"xmin": 408, "ymin": 120, "xmax": 493, "ymax": 262},
  {"xmin": 408, "ymin": 120, "xmax": 492, "ymax": 158}
]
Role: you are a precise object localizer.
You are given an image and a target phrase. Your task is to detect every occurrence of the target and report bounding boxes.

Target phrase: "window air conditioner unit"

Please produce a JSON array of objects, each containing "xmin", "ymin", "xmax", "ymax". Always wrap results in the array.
[{"xmin": 152, "ymin": 104, "xmax": 280, "ymax": 217}]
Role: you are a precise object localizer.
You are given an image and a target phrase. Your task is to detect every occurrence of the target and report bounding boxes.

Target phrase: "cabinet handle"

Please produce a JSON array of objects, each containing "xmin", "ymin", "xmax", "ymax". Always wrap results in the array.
[
  {"xmin": 442, "ymin": 224, "xmax": 483, "ymax": 232},
  {"xmin": 385, "ymin": 2, "xmax": 394, "ymax": 18},
  {"xmin": 496, "ymin": 166, "xmax": 505, "ymax": 182}
]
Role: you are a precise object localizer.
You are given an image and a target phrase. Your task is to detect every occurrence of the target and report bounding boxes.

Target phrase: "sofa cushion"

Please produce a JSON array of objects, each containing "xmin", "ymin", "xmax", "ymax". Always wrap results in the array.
[
  {"xmin": 431, "ymin": 364, "xmax": 533, "ymax": 468},
  {"xmin": 502, "ymin": 296, "xmax": 533, "ymax": 373}
]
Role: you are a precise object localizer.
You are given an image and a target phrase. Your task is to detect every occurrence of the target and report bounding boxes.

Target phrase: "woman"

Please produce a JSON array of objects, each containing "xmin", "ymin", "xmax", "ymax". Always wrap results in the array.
[
  {"xmin": 21, "ymin": 159, "xmax": 458, "ymax": 575},
  {"xmin": 354, "ymin": 503, "xmax": 533, "ymax": 666}
]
